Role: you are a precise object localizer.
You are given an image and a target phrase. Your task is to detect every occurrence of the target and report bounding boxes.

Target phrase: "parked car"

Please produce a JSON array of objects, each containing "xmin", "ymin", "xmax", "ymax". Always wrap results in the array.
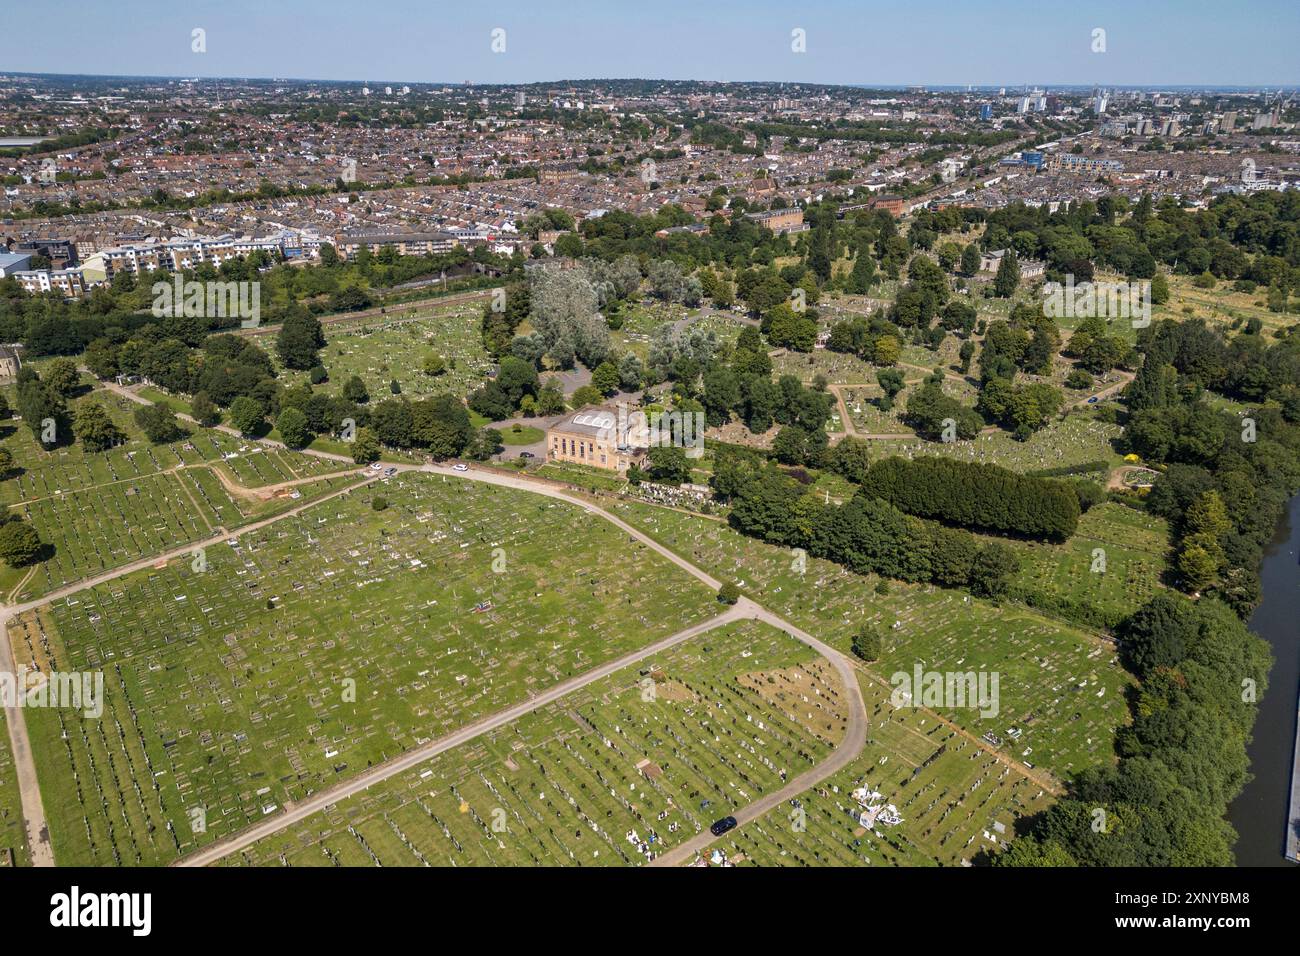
[
  {"xmin": 709, "ymin": 816, "xmax": 738, "ymax": 836},
  {"xmin": 384, "ymin": 467, "xmax": 397, "ymax": 476},
  {"xmin": 518, "ymin": 451, "xmax": 535, "ymax": 459},
  {"xmin": 452, "ymin": 463, "xmax": 468, "ymax": 472}
]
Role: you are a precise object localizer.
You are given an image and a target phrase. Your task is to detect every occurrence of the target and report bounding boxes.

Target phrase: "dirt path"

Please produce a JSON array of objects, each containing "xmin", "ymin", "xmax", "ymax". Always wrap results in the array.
[{"xmin": 0, "ymin": 618, "xmax": 54, "ymax": 866}]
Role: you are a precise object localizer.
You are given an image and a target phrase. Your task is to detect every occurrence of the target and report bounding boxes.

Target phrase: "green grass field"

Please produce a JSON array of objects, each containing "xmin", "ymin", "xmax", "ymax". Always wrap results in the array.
[
  {"xmin": 0, "ymin": 711, "xmax": 29, "ymax": 867},
  {"xmin": 222, "ymin": 619, "xmax": 846, "ymax": 867},
  {"xmin": 604, "ymin": 499, "xmax": 1131, "ymax": 781},
  {"xmin": 13, "ymin": 472, "xmax": 717, "ymax": 866},
  {"xmin": 2, "ymin": 393, "xmax": 358, "ymax": 602},
  {"xmin": 1008, "ymin": 501, "xmax": 1169, "ymax": 629},
  {"xmin": 277, "ymin": 303, "xmax": 492, "ymax": 402},
  {"xmin": 863, "ymin": 408, "xmax": 1124, "ymax": 474},
  {"xmin": 720, "ymin": 673, "xmax": 1054, "ymax": 867}
]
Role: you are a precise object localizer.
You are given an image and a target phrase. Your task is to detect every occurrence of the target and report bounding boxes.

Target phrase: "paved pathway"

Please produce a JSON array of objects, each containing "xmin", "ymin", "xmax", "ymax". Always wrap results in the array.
[
  {"xmin": 9, "ymin": 382, "xmax": 1069, "ymax": 869},
  {"xmin": 177, "ymin": 604, "xmax": 752, "ymax": 866},
  {"xmin": 0, "ymin": 619, "xmax": 54, "ymax": 866}
]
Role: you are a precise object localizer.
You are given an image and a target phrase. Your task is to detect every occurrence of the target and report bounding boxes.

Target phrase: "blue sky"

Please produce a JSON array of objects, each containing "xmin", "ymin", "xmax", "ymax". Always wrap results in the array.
[{"xmin": 3, "ymin": 0, "xmax": 1296, "ymax": 87}]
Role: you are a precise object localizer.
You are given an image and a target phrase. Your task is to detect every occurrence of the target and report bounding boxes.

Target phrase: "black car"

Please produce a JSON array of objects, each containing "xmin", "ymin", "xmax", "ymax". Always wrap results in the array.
[{"xmin": 709, "ymin": 816, "xmax": 737, "ymax": 836}]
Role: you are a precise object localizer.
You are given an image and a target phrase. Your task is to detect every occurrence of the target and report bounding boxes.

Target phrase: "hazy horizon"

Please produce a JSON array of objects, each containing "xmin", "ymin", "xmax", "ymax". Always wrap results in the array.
[{"xmin": 2, "ymin": 0, "xmax": 1297, "ymax": 88}]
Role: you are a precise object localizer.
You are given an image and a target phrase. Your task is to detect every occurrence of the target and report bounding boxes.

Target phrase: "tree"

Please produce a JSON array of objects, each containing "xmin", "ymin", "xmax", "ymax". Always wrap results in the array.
[
  {"xmin": 465, "ymin": 427, "xmax": 503, "ymax": 461},
  {"xmin": 772, "ymin": 425, "xmax": 810, "ymax": 465},
  {"xmin": 846, "ymin": 248, "xmax": 877, "ymax": 293},
  {"xmin": 1185, "ymin": 490, "xmax": 1231, "ymax": 540},
  {"xmin": 873, "ymin": 334, "xmax": 900, "ymax": 366},
  {"xmin": 993, "ymin": 251, "xmax": 1021, "ymax": 297},
  {"xmin": 590, "ymin": 361, "xmax": 621, "ymax": 396},
  {"xmin": 190, "ymin": 391, "xmax": 221, "ymax": 427},
  {"xmin": 0, "ymin": 519, "xmax": 42, "ymax": 567},
  {"xmin": 647, "ymin": 445, "xmax": 691, "ymax": 485},
  {"xmin": 1118, "ymin": 594, "xmax": 1195, "ymax": 679},
  {"xmin": 370, "ymin": 399, "xmax": 414, "ymax": 447},
  {"xmin": 717, "ymin": 581, "xmax": 740, "ymax": 605},
  {"xmin": 422, "ymin": 353, "xmax": 447, "ymax": 376},
  {"xmin": 0, "ymin": 447, "xmax": 12, "ymax": 479},
  {"xmin": 570, "ymin": 384, "xmax": 603, "ymax": 408},
  {"xmin": 829, "ymin": 435, "xmax": 871, "ymax": 483},
  {"xmin": 1177, "ymin": 536, "xmax": 1222, "ymax": 592},
  {"xmin": 851, "ymin": 626, "xmax": 883, "ymax": 662},
  {"xmin": 411, "ymin": 394, "xmax": 474, "ymax": 459},
  {"xmin": 342, "ymin": 375, "xmax": 370, "ymax": 404},
  {"xmin": 276, "ymin": 407, "xmax": 312, "ymax": 448},
  {"xmin": 133, "ymin": 402, "xmax": 185, "ymax": 444},
  {"xmin": 958, "ymin": 339, "xmax": 976, "ymax": 373},
  {"xmin": 275, "ymin": 311, "xmax": 325, "ymax": 370},
  {"xmin": 44, "ymin": 357, "xmax": 81, "ymax": 397},
  {"xmin": 227, "ymin": 396, "xmax": 265, "ymax": 435},
  {"xmin": 536, "ymin": 382, "xmax": 566, "ymax": 415},
  {"xmin": 876, "ymin": 368, "xmax": 906, "ymax": 411},
  {"xmin": 17, "ymin": 375, "xmax": 68, "ymax": 445},
  {"xmin": 73, "ymin": 401, "xmax": 125, "ymax": 452},
  {"xmin": 351, "ymin": 427, "xmax": 381, "ymax": 464},
  {"xmin": 960, "ymin": 243, "xmax": 981, "ymax": 277}
]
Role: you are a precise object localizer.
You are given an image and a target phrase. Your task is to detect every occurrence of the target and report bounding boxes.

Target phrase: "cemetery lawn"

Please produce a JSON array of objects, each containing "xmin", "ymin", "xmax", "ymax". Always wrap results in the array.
[
  {"xmin": 12, "ymin": 472, "xmax": 717, "ymax": 866},
  {"xmin": 497, "ymin": 425, "xmax": 545, "ymax": 446},
  {"xmin": 862, "ymin": 409, "xmax": 1125, "ymax": 474},
  {"xmin": 726, "ymin": 673, "xmax": 1054, "ymax": 867},
  {"xmin": 1006, "ymin": 501, "xmax": 1170, "ymax": 630},
  {"xmin": 221, "ymin": 619, "xmax": 846, "ymax": 867},
  {"xmin": 2, "ymin": 397, "xmax": 359, "ymax": 603},
  {"xmin": 604, "ymin": 499, "xmax": 1132, "ymax": 782},
  {"xmin": 277, "ymin": 302, "xmax": 492, "ymax": 402},
  {"xmin": 0, "ymin": 710, "xmax": 30, "ymax": 866}
]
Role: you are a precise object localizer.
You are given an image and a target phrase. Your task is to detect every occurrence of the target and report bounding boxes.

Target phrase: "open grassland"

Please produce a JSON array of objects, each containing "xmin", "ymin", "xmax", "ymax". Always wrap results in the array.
[
  {"xmin": 222, "ymin": 619, "xmax": 843, "ymax": 867},
  {"xmin": 11, "ymin": 473, "xmax": 716, "ymax": 866},
  {"xmin": 1158, "ymin": 272, "xmax": 1292, "ymax": 336},
  {"xmin": 605, "ymin": 500, "xmax": 1131, "ymax": 781},
  {"xmin": 717, "ymin": 674, "xmax": 1054, "ymax": 867}
]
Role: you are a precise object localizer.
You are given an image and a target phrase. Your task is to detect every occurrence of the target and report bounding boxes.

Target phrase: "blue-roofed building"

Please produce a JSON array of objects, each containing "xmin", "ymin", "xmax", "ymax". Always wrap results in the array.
[{"xmin": 0, "ymin": 252, "xmax": 33, "ymax": 278}]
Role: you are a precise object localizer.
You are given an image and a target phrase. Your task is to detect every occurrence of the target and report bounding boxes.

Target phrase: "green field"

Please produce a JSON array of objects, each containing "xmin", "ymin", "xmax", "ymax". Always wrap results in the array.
[
  {"xmin": 605, "ymin": 499, "xmax": 1131, "ymax": 781},
  {"xmin": 862, "ymin": 408, "xmax": 1124, "ymax": 474},
  {"xmin": 0, "ymin": 711, "xmax": 29, "ymax": 867},
  {"xmin": 1008, "ymin": 501, "xmax": 1169, "ymax": 629},
  {"xmin": 721, "ymin": 674, "xmax": 1054, "ymax": 867},
  {"xmin": 14, "ymin": 473, "xmax": 717, "ymax": 865},
  {"xmin": 222, "ymin": 619, "xmax": 845, "ymax": 867},
  {"xmin": 2, "ymin": 394, "xmax": 359, "ymax": 602},
  {"xmin": 277, "ymin": 303, "xmax": 492, "ymax": 402}
]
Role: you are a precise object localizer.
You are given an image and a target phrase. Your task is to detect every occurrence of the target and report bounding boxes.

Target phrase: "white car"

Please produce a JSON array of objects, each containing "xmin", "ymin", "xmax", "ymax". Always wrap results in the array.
[
  {"xmin": 452, "ymin": 463, "xmax": 468, "ymax": 472},
  {"xmin": 369, "ymin": 462, "xmax": 383, "ymax": 471}
]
